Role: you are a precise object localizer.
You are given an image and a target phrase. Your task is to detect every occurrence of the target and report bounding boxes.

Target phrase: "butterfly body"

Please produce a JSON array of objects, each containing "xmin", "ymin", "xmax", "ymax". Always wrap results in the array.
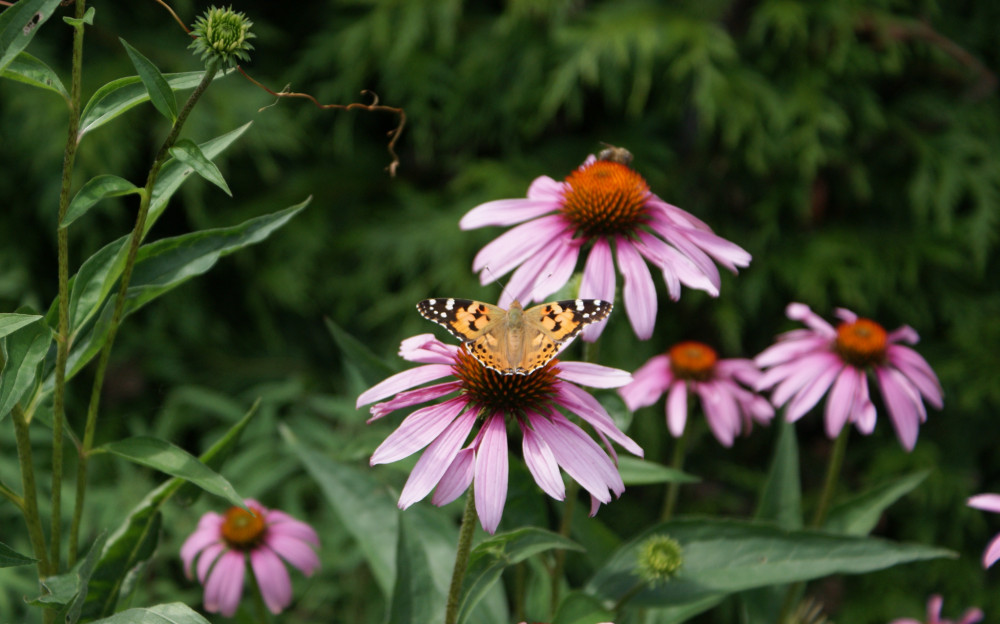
[{"xmin": 417, "ymin": 298, "xmax": 612, "ymax": 375}]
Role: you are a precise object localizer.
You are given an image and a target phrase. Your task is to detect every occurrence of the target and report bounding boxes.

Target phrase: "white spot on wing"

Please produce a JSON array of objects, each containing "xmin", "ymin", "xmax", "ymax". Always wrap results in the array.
[{"xmin": 446, "ymin": 299, "xmax": 455, "ymax": 310}]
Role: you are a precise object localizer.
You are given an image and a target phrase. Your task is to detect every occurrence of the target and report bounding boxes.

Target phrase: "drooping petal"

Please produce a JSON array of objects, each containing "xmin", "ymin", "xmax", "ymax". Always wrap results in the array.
[
  {"xmin": 616, "ymin": 236, "xmax": 657, "ymax": 340},
  {"xmin": 676, "ymin": 226, "xmax": 752, "ymax": 272},
  {"xmin": 647, "ymin": 219, "xmax": 721, "ymax": 292},
  {"xmin": 754, "ymin": 334, "xmax": 831, "ymax": 370},
  {"xmin": 981, "ymin": 532, "xmax": 1000, "ymax": 569},
  {"xmin": 370, "ymin": 397, "xmax": 468, "ymax": 465},
  {"xmin": 555, "ymin": 382, "xmax": 643, "ymax": 456},
  {"xmin": 460, "ymin": 198, "xmax": 561, "ymax": 229},
  {"xmin": 579, "ymin": 238, "xmax": 616, "ymax": 341},
  {"xmin": 474, "ymin": 414, "xmax": 510, "ymax": 534},
  {"xmin": 471, "ymin": 214, "xmax": 568, "ymax": 277},
  {"xmin": 618, "ymin": 355, "xmax": 671, "ymax": 410},
  {"xmin": 696, "ymin": 381, "xmax": 739, "ymax": 447},
  {"xmin": 180, "ymin": 513, "xmax": 223, "ymax": 577},
  {"xmin": 853, "ymin": 377, "xmax": 877, "ymax": 434},
  {"xmin": 824, "ymin": 366, "xmax": 863, "ymax": 439},
  {"xmin": 528, "ymin": 412, "xmax": 619, "ymax": 503},
  {"xmin": 251, "ymin": 547, "xmax": 293, "ymax": 614},
  {"xmin": 784, "ymin": 359, "xmax": 844, "ymax": 423},
  {"xmin": 530, "ymin": 238, "xmax": 581, "ymax": 303},
  {"xmin": 557, "ymin": 361, "xmax": 632, "ymax": 389},
  {"xmin": 203, "ymin": 550, "xmax": 245, "ymax": 617},
  {"xmin": 666, "ymin": 381, "xmax": 688, "ymax": 438},
  {"xmin": 398, "ymin": 410, "xmax": 478, "ymax": 509},
  {"xmin": 265, "ymin": 510, "xmax": 320, "ymax": 547},
  {"xmin": 356, "ymin": 364, "xmax": 455, "ymax": 408},
  {"xmin": 767, "ymin": 352, "xmax": 841, "ymax": 410},
  {"xmin": 521, "ymin": 419, "xmax": 566, "ymax": 500},
  {"xmin": 886, "ymin": 345, "xmax": 943, "ymax": 408},
  {"xmin": 875, "ymin": 367, "xmax": 922, "ymax": 451},
  {"xmin": 196, "ymin": 542, "xmax": 227, "ymax": 584},
  {"xmin": 432, "ymin": 448, "xmax": 475, "ymax": 506},
  {"xmin": 265, "ymin": 533, "xmax": 320, "ymax": 576}
]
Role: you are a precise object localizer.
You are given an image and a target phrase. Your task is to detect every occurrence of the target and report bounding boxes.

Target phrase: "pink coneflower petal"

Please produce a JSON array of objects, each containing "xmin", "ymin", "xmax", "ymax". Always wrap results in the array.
[
  {"xmin": 579, "ymin": 238, "xmax": 616, "ymax": 342},
  {"xmin": 528, "ymin": 412, "xmax": 615, "ymax": 505},
  {"xmin": 266, "ymin": 510, "xmax": 320, "ymax": 547},
  {"xmin": 432, "ymin": 448, "xmax": 475, "ymax": 506},
  {"xmin": 767, "ymin": 353, "xmax": 841, "ymax": 409},
  {"xmin": 474, "ymin": 415, "xmax": 510, "ymax": 534},
  {"xmin": 754, "ymin": 334, "xmax": 831, "ymax": 369},
  {"xmin": 203, "ymin": 550, "xmax": 245, "ymax": 617},
  {"xmin": 399, "ymin": 334, "xmax": 460, "ymax": 364},
  {"xmin": 555, "ymin": 383, "xmax": 643, "ymax": 456},
  {"xmin": 522, "ymin": 422, "xmax": 566, "ymax": 500},
  {"xmin": 619, "ymin": 355, "xmax": 671, "ymax": 410},
  {"xmin": 968, "ymin": 494, "xmax": 1000, "ymax": 513},
  {"xmin": 696, "ymin": 382, "xmax": 739, "ymax": 447},
  {"xmin": 888, "ymin": 324, "xmax": 920, "ymax": 345},
  {"xmin": 527, "ymin": 175, "xmax": 568, "ymax": 201},
  {"xmin": 886, "ymin": 345, "xmax": 944, "ymax": 408},
  {"xmin": 368, "ymin": 381, "xmax": 463, "ymax": 423},
  {"xmin": 854, "ymin": 378, "xmax": 877, "ymax": 434},
  {"xmin": 786, "ymin": 303, "xmax": 836, "ymax": 336},
  {"xmin": 824, "ymin": 366, "xmax": 863, "ymax": 438},
  {"xmin": 529, "ymin": 238, "xmax": 581, "ymax": 303},
  {"xmin": 356, "ymin": 364, "xmax": 455, "ymax": 408},
  {"xmin": 616, "ymin": 236, "xmax": 657, "ymax": 340},
  {"xmin": 679, "ymin": 227, "xmax": 752, "ymax": 272},
  {"xmin": 181, "ymin": 513, "xmax": 223, "ymax": 576},
  {"xmin": 266, "ymin": 533, "xmax": 320, "ymax": 576},
  {"xmin": 876, "ymin": 366, "xmax": 923, "ymax": 451},
  {"xmin": 666, "ymin": 381, "xmax": 688, "ymax": 437},
  {"xmin": 647, "ymin": 218, "xmax": 721, "ymax": 291},
  {"xmin": 557, "ymin": 361, "xmax": 633, "ymax": 389},
  {"xmin": 459, "ymin": 198, "xmax": 561, "ymax": 229},
  {"xmin": 398, "ymin": 410, "xmax": 478, "ymax": 509},
  {"xmin": 196, "ymin": 542, "xmax": 226, "ymax": 584},
  {"xmin": 371, "ymin": 397, "xmax": 468, "ymax": 465},
  {"xmin": 981, "ymin": 533, "xmax": 1000, "ymax": 569},
  {"xmin": 647, "ymin": 195, "xmax": 712, "ymax": 231},
  {"xmin": 251, "ymin": 547, "xmax": 292, "ymax": 614},
  {"xmin": 471, "ymin": 214, "xmax": 567, "ymax": 277},
  {"xmin": 784, "ymin": 360, "xmax": 844, "ymax": 422}
]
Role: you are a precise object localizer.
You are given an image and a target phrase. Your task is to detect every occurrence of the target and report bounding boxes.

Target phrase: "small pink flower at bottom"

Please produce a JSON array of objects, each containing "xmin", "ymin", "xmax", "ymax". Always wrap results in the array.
[
  {"xmin": 755, "ymin": 303, "xmax": 943, "ymax": 451},
  {"xmin": 619, "ymin": 341, "xmax": 773, "ymax": 447},
  {"xmin": 356, "ymin": 334, "xmax": 643, "ymax": 534},
  {"xmin": 967, "ymin": 493, "xmax": 1000, "ymax": 568},
  {"xmin": 181, "ymin": 499, "xmax": 320, "ymax": 617},
  {"xmin": 889, "ymin": 594, "xmax": 983, "ymax": 624}
]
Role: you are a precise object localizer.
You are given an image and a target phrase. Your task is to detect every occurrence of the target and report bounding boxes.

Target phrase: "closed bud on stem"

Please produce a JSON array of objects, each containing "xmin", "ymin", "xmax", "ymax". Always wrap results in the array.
[
  {"xmin": 189, "ymin": 6, "xmax": 255, "ymax": 68},
  {"xmin": 637, "ymin": 534, "xmax": 683, "ymax": 583}
]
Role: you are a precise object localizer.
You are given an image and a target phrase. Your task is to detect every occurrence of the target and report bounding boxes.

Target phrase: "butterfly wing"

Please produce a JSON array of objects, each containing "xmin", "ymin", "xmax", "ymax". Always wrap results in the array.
[
  {"xmin": 517, "ymin": 299, "xmax": 613, "ymax": 373},
  {"xmin": 416, "ymin": 298, "xmax": 505, "ymax": 342}
]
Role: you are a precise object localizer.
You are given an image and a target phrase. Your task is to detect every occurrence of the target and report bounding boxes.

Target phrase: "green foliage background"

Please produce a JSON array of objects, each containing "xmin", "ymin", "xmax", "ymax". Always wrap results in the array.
[{"xmin": 1, "ymin": 0, "xmax": 998, "ymax": 622}]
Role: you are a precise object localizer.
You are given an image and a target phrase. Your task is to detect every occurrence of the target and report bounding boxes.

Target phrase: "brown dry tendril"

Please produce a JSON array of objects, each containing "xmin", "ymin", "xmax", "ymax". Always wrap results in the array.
[{"xmin": 153, "ymin": 0, "xmax": 406, "ymax": 176}]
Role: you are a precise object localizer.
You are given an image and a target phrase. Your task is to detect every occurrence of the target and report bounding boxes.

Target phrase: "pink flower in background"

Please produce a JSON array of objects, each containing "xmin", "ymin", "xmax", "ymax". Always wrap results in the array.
[
  {"xmin": 459, "ymin": 150, "xmax": 750, "ymax": 340},
  {"xmin": 889, "ymin": 594, "xmax": 983, "ymax": 624},
  {"xmin": 967, "ymin": 493, "xmax": 1000, "ymax": 568},
  {"xmin": 755, "ymin": 303, "xmax": 943, "ymax": 451},
  {"xmin": 619, "ymin": 341, "xmax": 773, "ymax": 447},
  {"xmin": 356, "ymin": 334, "xmax": 643, "ymax": 533},
  {"xmin": 181, "ymin": 499, "xmax": 320, "ymax": 617}
]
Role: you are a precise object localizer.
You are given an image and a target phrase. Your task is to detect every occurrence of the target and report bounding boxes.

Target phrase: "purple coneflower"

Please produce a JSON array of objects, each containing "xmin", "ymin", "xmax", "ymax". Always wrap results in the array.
[
  {"xmin": 967, "ymin": 493, "xmax": 1000, "ymax": 569},
  {"xmin": 181, "ymin": 499, "xmax": 320, "ymax": 617},
  {"xmin": 356, "ymin": 334, "xmax": 643, "ymax": 533},
  {"xmin": 889, "ymin": 594, "xmax": 983, "ymax": 624},
  {"xmin": 619, "ymin": 341, "xmax": 773, "ymax": 447},
  {"xmin": 459, "ymin": 151, "xmax": 751, "ymax": 340},
  {"xmin": 755, "ymin": 303, "xmax": 943, "ymax": 451}
]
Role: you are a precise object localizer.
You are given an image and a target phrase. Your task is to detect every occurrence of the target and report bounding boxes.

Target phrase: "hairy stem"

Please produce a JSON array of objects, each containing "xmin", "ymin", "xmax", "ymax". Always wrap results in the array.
[
  {"xmin": 12, "ymin": 404, "xmax": 50, "ymax": 577},
  {"xmin": 445, "ymin": 488, "xmax": 478, "ymax": 624},
  {"xmin": 660, "ymin": 426, "xmax": 689, "ymax": 521},
  {"xmin": 68, "ymin": 62, "xmax": 220, "ymax": 565}
]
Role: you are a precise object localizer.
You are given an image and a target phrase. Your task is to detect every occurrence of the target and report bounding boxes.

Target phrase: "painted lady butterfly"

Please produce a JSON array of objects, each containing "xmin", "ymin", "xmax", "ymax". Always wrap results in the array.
[{"xmin": 416, "ymin": 298, "xmax": 613, "ymax": 375}]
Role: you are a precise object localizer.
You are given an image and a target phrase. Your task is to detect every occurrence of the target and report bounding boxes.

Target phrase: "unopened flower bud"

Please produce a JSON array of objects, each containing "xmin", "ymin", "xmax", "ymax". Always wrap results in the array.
[
  {"xmin": 189, "ymin": 6, "xmax": 255, "ymax": 69},
  {"xmin": 637, "ymin": 534, "xmax": 683, "ymax": 583}
]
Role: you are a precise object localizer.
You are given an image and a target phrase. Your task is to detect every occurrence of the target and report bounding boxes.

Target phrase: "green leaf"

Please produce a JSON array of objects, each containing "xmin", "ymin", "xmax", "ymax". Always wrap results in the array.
[
  {"xmin": 825, "ymin": 470, "xmax": 930, "ymax": 536},
  {"xmin": 388, "ymin": 512, "xmax": 443, "ymax": 624},
  {"xmin": 88, "ymin": 603, "xmax": 211, "ymax": 624},
  {"xmin": 616, "ymin": 456, "xmax": 699, "ymax": 486},
  {"xmin": 0, "ymin": 310, "xmax": 52, "ymax": 423},
  {"xmin": 324, "ymin": 316, "xmax": 397, "ymax": 387},
  {"xmin": 168, "ymin": 138, "xmax": 232, "ymax": 196},
  {"xmin": 754, "ymin": 416, "xmax": 802, "ymax": 530},
  {"xmin": 458, "ymin": 528, "xmax": 583, "ymax": 624},
  {"xmin": 62, "ymin": 6, "xmax": 95, "ymax": 28},
  {"xmin": 62, "ymin": 175, "xmax": 141, "ymax": 229},
  {"xmin": 119, "ymin": 38, "xmax": 177, "ymax": 121},
  {"xmin": 551, "ymin": 591, "xmax": 615, "ymax": 624},
  {"xmin": 0, "ymin": 312, "xmax": 41, "ymax": 339},
  {"xmin": 82, "ymin": 402, "xmax": 258, "ymax": 620},
  {"xmin": 0, "ymin": 0, "xmax": 63, "ymax": 74},
  {"xmin": 99, "ymin": 436, "xmax": 245, "ymax": 508},
  {"xmin": 78, "ymin": 71, "xmax": 212, "ymax": 139},
  {"xmin": 30, "ymin": 532, "xmax": 106, "ymax": 619},
  {"xmin": 0, "ymin": 541, "xmax": 36, "ymax": 568},
  {"xmin": 0, "ymin": 51, "xmax": 68, "ymax": 101},
  {"xmin": 62, "ymin": 199, "xmax": 308, "ymax": 382},
  {"xmin": 587, "ymin": 518, "xmax": 955, "ymax": 609}
]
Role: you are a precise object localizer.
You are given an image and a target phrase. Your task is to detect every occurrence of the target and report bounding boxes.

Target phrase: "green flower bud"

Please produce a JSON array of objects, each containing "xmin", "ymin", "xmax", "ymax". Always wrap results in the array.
[
  {"xmin": 637, "ymin": 534, "xmax": 683, "ymax": 584},
  {"xmin": 189, "ymin": 6, "xmax": 255, "ymax": 69}
]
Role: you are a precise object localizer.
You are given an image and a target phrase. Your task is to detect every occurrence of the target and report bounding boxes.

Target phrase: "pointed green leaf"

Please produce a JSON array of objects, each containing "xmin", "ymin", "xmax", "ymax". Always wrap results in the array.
[
  {"xmin": 825, "ymin": 470, "xmax": 930, "ymax": 536},
  {"xmin": 99, "ymin": 436, "xmax": 244, "ymax": 509},
  {"xmin": 30, "ymin": 532, "xmax": 106, "ymax": 617},
  {"xmin": 388, "ymin": 512, "xmax": 443, "ymax": 624},
  {"xmin": 0, "ymin": 0, "xmax": 63, "ymax": 73},
  {"xmin": 0, "ymin": 51, "xmax": 68, "ymax": 101},
  {"xmin": 0, "ymin": 312, "xmax": 41, "ymax": 339},
  {"xmin": 458, "ymin": 528, "xmax": 583, "ymax": 624},
  {"xmin": 0, "ymin": 310, "xmax": 52, "ymax": 423},
  {"xmin": 62, "ymin": 6, "xmax": 95, "ymax": 28},
  {"xmin": 146, "ymin": 122, "xmax": 252, "ymax": 233},
  {"xmin": 168, "ymin": 138, "xmax": 232, "ymax": 196},
  {"xmin": 119, "ymin": 38, "xmax": 177, "ymax": 121},
  {"xmin": 325, "ymin": 317, "xmax": 397, "ymax": 386},
  {"xmin": 754, "ymin": 416, "xmax": 802, "ymax": 529},
  {"xmin": 88, "ymin": 603, "xmax": 211, "ymax": 624},
  {"xmin": 0, "ymin": 541, "xmax": 36, "ymax": 567},
  {"xmin": 551, "ymin": 591, "xmax": 615, "ymax": 624},
  {"xmin": 82, "ymin": 401, "xmax": 258, "ymax": 619},
  {"xmin": 587, "ymin": 518, "xmax": 955, "ymax": 609},
  {"xmin": 62, "ymin": 175, "xmax": 141, "ymax": 229},
  {"xmin": 617, "ymin": 456, "xmax": 699, "ymax": 486},
  {"xmin": 78, "ymin": 70, "xmax": 219, "ymax": 139}
]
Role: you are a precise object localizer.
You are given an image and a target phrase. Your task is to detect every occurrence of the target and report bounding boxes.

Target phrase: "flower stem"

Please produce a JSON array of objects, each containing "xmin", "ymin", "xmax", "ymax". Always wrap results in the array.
[
  {"xmin": 549, "ymin": 479, "xmax": 578, "ymax": 614},
  {"xmin": 247, "ymin": 564, "xmax": 272, "ymax": 624},
  {"xmin": 660, "ymin": 426, "xmax": 689, "ymax": 521},
  {"xmin": 68, "ymin": 62, "xmax": 220, "ymax": 565},
  {"xmin": 50, "ymin": 0, "xmax": 89, "ymax": 575},
  {"xmin": 445, "ymin": 487, "xmax": 478, "ymax": 624},
  {"xmin": 776, "ymin": 425, "xmax": 850, "ymax": 623},
  {"xmin": 11, "ymin": 404, "xmax": 50, "ymax": 577}
]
